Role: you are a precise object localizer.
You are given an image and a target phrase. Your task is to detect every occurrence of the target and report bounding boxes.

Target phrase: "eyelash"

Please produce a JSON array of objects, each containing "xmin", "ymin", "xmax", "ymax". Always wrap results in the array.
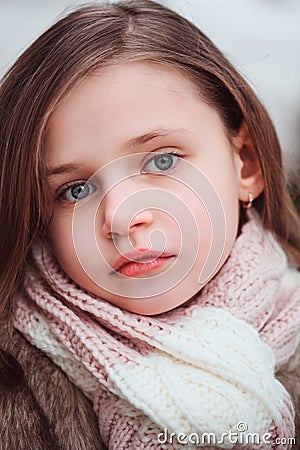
[
  {"xmin": 56, "ymin": 149, "xmax": 184, "ymax": 205},
  {"xmin": 141, "ymin": 149, "xmax": 183, "ymax": 174},
  {"xmin": 56, "ymin": 180, "xmax": 97, "ymax": 205}
]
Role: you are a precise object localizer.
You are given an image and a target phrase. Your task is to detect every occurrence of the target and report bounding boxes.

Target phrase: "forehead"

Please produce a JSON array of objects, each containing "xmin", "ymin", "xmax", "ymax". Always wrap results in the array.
[{"xmin": 49, "ymin": 61, "xmax": 199, "ymax": 120}]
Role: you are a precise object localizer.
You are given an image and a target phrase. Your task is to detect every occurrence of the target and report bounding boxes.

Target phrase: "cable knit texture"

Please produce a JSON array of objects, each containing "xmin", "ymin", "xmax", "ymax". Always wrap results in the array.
[{"xmin": 13, "ymin": 215, "xmax": 300, "ymax": 449}]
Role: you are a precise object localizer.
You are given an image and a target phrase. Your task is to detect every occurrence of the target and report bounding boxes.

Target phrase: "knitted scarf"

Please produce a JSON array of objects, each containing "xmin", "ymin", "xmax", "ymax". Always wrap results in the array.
[{"xmin": 14, "ymin": 215, "xmax": 300, "ymax": 449}]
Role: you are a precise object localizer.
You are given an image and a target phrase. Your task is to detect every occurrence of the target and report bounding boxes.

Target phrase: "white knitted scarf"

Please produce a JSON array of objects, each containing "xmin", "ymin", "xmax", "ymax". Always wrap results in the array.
[{"xmin": 14, "ymin": 215, "xmax": 300, "ymax": 449}]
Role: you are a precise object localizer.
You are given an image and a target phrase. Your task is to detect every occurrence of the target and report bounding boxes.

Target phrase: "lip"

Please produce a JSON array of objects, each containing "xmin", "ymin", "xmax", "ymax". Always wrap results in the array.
[{"xmin": 111, "ymin": 250, "xmax": 175, "ymax": 277}]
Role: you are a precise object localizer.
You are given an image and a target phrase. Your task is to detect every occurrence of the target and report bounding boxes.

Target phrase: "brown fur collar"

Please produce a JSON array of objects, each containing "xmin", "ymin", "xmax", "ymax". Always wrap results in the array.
[{"xmin": 0, "ymin": 321, "xmax": 104, "ymax": 450}]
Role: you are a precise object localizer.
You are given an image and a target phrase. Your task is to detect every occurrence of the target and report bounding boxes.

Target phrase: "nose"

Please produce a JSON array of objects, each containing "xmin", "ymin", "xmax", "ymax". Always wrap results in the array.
[{"xmin": 99, "ymin": 183, "xmax": 154, "ymax": 238}]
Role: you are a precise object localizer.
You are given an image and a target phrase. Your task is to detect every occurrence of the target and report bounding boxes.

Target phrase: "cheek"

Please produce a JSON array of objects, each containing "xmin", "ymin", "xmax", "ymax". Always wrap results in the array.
[
  {"xmin": 48, "ymin": 216, "xmax": 70, "ymax": 256},
  {"xmin": 185, "ymin": 196, "xmax": 212, "ymax": 257},
  {"xmin": 206, "ymin": 159, "xmax": 240, "ymax": 262},
  {"xmin": 47, "ymin": 214, "xmax": 84, "ymax": 282},
  {"xmin": 174, "ymin": 187, "xmax": 213, "ymax": 278}
]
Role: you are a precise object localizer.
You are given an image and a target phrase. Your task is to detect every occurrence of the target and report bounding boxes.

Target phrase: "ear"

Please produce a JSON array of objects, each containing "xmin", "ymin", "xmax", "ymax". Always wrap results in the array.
[{"xmin": 232, "ymin": 121, "xmax": 264, "ymax": 202}]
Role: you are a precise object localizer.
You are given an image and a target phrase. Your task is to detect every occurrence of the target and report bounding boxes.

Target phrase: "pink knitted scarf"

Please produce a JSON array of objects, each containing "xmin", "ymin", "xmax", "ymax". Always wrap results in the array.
[{"xmin": 14, "ymin": 215, "xmax": 300, "ymax": 449}]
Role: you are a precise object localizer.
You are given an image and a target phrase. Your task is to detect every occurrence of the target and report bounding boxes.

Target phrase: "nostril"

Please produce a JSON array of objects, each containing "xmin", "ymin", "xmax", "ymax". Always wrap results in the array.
[
  {"xmin": 100, "ymin": 207, "xmax": 154, "ymax": 238},
  {"xmin": 131, "ymin": 222, "xmax": 143, "ymax": 228},
  {"xmin": 129, "ymin": 210, "xmax": 154, "ymax": 229}
]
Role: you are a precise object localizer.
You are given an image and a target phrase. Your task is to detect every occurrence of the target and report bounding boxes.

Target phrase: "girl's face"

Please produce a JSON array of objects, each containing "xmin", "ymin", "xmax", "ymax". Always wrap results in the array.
[{"xmin": 46, "ymin": 61, "xmax": 243, "ymax": 315}]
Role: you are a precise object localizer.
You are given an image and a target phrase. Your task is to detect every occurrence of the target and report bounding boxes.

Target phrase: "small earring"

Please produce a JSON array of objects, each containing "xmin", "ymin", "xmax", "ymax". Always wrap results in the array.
[{"xmin": 242, "ymin": 192, "xmax": 253, "ymax": 209}]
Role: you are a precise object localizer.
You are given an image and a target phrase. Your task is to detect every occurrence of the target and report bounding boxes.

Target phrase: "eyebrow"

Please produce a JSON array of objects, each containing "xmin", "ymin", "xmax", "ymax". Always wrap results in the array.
[
  {"xmin": 47, "ymin": 127, "xmax": 189, "ymax": 177},
  {"xmin": 47, "ymin": 162, "xmax": 83, "ymax": 177},
  {"xmin": 123, "ymin": 127, "xmax": 188, "ymax": 150}
]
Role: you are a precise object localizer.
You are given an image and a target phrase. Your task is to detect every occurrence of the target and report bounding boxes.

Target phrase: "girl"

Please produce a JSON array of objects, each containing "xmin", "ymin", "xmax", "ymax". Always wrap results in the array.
[{"xmin": 0, "ymin": 0, "xmax": 299, "ymax": 448}]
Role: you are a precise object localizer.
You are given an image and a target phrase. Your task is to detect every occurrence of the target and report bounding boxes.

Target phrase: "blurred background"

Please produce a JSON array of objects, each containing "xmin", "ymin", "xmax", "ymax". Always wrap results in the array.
[{"xmin": 0, "ymin": 0, "xmax": 299, "ymax": 205}]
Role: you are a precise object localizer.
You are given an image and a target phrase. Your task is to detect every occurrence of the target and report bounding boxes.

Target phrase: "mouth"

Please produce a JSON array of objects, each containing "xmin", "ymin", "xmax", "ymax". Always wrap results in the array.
[{"xmin": 111, "ymin": 251, "xmax": 176, "ymax": 278}]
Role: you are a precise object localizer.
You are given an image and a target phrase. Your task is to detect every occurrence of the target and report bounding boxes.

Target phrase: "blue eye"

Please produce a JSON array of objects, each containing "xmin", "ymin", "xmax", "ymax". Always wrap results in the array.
[
  {"xmin": 59, "ymin": 182, "xmax": 96, "ymax": 203},
  {"xmin": 143, "ymin": 153, "xmax": 179, "ymax": 173}
]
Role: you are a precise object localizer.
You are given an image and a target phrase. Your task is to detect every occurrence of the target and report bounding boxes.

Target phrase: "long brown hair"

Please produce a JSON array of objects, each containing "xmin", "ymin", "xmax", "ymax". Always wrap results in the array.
[{"xmin": 1, "ymin": 0, "xmax": 299, "ymax": 376}]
